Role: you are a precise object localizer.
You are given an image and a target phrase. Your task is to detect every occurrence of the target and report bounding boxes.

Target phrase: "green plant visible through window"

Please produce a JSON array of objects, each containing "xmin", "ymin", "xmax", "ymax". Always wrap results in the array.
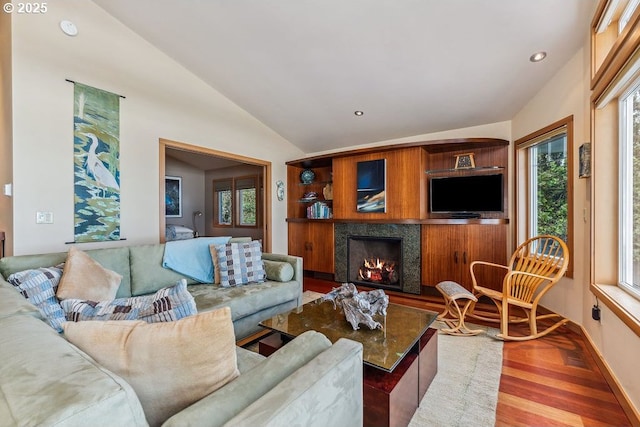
[
  {"xmin": 238, "ymin": 188, "xmax": 256, "ymax": 226},
  {"xmin": 218, "ymin": 189, "xmax": 232, "ymax": 225},
  {"xmin": 529, "ymin": 134, "xmax": 568, "ymax": 244},
  {"xmin": 620, "ymin": 86, "xmax": 640, "ymax": 293},
  {"xmin": 213, "ymin": 176, "xmax": 259, "ymax": 228}
]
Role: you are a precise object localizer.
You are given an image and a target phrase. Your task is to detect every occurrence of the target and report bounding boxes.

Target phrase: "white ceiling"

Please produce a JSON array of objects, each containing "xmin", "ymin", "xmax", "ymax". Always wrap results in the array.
[{"xmin": 94, "ymin": 0, "xmax": 596, "ymax": 154}]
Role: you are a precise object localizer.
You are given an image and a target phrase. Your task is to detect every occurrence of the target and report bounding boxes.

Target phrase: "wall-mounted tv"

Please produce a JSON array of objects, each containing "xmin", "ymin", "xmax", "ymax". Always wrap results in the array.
[{"xmin": 430, "ymin": 174, "xmax": 503, "ymax": 216}]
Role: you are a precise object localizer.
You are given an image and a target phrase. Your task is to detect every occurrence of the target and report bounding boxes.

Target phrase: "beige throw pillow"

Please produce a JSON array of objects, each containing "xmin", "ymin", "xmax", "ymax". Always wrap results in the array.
[
  {"xmin": 209, "ymin": 244, "xmax": 222, "ymax": 284},
  {"xmin": 56, "ymin": 246, "xmax": 122, "ymax": 301},
  {"xmin": 62, "ymin": 307, "xmax": 239, "ymax": 427}
]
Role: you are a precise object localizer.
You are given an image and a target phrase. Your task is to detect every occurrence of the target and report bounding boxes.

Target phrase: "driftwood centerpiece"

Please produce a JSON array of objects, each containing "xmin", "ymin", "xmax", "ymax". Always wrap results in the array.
[{"xmin": 320, "ymin": 283, "xmax": 389, "ymax": 330}]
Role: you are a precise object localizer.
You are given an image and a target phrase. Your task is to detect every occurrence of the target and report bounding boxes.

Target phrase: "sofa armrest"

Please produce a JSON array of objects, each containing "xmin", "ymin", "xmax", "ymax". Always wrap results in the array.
[
  {"xmin": 261, "ymin": 253, "xmax": 303, "ymax": 306},
  {"xmin": 225, "ymin": 338, "xmax": 363, "ymax": 427}
]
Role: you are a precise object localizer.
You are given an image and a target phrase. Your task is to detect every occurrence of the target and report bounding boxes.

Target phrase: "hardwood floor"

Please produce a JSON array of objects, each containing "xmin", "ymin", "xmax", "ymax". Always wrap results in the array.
[{"xmin": 304, "ymin": 276, "xmax": 633, "ymax": 427}]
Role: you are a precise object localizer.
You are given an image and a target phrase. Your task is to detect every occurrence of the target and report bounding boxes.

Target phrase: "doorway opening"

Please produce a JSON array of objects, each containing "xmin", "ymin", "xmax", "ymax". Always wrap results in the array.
[{"xmin": 159, "ymin": 139, "xmax": 272, "ymax": 252}]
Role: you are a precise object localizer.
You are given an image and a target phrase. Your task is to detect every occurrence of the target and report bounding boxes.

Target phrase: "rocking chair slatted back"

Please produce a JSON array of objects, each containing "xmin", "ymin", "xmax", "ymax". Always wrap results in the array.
[{"xmin": 508, "ymin": 236, "xmax": 568, "ymax": 303}]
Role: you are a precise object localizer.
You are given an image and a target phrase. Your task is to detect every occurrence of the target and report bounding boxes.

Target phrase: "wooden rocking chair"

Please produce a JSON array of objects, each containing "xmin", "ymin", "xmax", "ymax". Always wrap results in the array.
[{"xmin": 468, "ymin": 235, "xmax": 570, "ymax": 341}]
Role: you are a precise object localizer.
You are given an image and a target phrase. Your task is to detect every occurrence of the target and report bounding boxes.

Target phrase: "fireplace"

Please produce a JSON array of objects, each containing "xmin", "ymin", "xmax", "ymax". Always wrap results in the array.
[
  {"xmin": 348, "ymin": 236, "xmax": 402, "ymax": 291},
  {"xmin": 334, "ymin": 223, "xmax": 421, "ymax": 294}
]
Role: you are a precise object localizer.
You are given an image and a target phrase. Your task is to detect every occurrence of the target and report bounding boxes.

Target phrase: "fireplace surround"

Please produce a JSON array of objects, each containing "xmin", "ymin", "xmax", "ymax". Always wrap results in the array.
[{"xmin": 334, "ymin": 223, "xmax": 421, "ymax": 294}]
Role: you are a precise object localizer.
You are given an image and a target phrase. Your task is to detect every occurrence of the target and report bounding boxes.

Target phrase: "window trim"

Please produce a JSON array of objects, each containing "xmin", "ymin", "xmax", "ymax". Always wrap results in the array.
[{"xmin": 514, "ymin": 115, "xmax": 574, "ymax": 278}]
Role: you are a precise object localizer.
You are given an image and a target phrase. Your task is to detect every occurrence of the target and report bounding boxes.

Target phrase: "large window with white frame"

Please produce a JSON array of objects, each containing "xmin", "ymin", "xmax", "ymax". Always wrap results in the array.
[
  {"xmin": 591, "ymin": 0, "xmax": 640, "ymax": 335},
  {"xmin": 619, "ymin": 83, "xmax": 640, "ymax": 299}
]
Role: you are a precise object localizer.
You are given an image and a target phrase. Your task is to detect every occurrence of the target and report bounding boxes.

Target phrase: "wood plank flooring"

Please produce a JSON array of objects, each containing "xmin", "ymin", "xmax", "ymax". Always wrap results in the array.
[{"xmin": 304, "ymin": 276, "xmax": 633, "ymax": 427}]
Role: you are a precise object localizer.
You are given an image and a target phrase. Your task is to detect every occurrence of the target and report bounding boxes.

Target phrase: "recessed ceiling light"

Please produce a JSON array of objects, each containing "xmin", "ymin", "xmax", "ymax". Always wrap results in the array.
[
  {"xmin": 354, "ymin": 111, "xmax": 364, "ymax": 116},
  {"xmin": 529, "ymin": 51, "xmax": 547, "ymax": 63}
]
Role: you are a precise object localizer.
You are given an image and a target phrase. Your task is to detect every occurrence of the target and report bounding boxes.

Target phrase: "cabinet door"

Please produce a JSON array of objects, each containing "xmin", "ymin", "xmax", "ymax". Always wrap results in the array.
[
  {"xmin": 464, "ymin": 224, "xmax": 507, "ymax": 292},
  {"xmin": 421, "ymin": 225, "xmax": 466, "ymax": 287},
  {"xmin": 421, "ymin": 224, "xmax": 507, "ymax": 291},
  {"xmin": 288, "ymin": 222, "xmax": 308, "ymax": 259},
  {"xmin": 307, "ymin": 222, "xmax": 334, "ymax": 273},
  {"xmin": 287, "ymin": 222, "xmax": 334, "ymax": 274}
]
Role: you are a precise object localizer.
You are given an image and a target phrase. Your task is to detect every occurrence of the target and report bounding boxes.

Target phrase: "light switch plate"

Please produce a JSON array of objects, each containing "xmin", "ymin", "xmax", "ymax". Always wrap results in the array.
[{"xmin": 36, "ymin": 212, "xmax": 53, "ymax": 224}]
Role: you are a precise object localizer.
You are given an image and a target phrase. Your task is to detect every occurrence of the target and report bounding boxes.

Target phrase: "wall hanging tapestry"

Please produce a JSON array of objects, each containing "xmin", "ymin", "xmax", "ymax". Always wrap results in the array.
[{"xmin": 72, "ymin": 81, "xmax": 122, "ymax": 242}]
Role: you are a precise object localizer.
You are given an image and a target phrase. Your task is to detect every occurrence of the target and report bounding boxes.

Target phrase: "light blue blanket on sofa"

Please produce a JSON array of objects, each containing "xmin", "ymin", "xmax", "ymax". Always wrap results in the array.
[{"xmin": 162, "ymin": 236, "xmax": 231, "ymax": 283}]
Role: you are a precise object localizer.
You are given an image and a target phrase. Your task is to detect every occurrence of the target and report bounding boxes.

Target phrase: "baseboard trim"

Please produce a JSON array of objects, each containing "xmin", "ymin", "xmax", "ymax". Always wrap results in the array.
[{"xmin": 567, "ymin": 320, "xmax": 640, "ymax": 427}]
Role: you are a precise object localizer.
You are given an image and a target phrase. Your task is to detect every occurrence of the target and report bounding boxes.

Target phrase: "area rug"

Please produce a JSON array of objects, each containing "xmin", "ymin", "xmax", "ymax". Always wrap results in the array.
[
  {"xmin": 302, "ymin": 290, "xmax": 325, "ymax": 304},
  {"xmin": 409, "ymin": 321, "xmax": 503, "ymax": 427}
]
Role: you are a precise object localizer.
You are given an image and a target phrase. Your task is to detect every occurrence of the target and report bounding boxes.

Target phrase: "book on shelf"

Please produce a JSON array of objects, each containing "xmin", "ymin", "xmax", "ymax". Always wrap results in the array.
[{"xmin": 306, "ymin": 201, "xmax": 332, "ymax": 219}]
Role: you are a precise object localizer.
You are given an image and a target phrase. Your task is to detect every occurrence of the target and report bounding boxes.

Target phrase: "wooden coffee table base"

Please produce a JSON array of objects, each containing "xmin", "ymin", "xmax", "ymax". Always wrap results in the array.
[{"xmin": 258, "ymin": 327, "xmax": 438, "ymax": 427}]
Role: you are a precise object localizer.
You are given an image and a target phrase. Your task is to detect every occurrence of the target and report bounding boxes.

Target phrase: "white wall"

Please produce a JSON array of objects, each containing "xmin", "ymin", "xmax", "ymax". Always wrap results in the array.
[
  {"xmin": 10, "ymin": 0, "xmax": 304, "ymax": 255},
  {"xmin": 512, "ymin": 46, "xmax": 640, "ymax": 414},
  {"xmin": 164, "ymin": 157, "xmax": 205, "ymax": 232}
]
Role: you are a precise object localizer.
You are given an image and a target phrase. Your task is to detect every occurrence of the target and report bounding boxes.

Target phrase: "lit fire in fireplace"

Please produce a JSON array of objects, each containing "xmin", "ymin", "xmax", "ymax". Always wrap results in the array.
[{"xmin": 358, "ymin": 258, "xmax": 399, "ymax": 285}]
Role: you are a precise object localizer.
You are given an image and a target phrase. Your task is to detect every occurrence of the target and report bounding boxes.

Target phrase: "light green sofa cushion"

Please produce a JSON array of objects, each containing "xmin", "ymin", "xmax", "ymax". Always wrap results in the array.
[
  {"xmin": 129, "ymin": 244, "xmax": 195, "ymax": 296},
  {"xmin": 0, "ymin": 247, "xmax": 132, "ymax": 298},
  {"xmin": 263, "ymin": 260, "xmax": 294, "ymax": 282},
  {"xmin": 0, "ymin": 281, "xmax": 41, "ymax": 320},
  {"xmin": 235, "ymin": 346, "xmax": 265, "ymax": 373},
  {"xmin": 188, "ymin": 280, "xmax": 300, "ymax": 320},
  {"xmin": 226, "ymin": 338, "xmax": 364, "ymax": 427},
  {"xmin": 0, "ymin": 252, "xmax": 67, "ymax": 279},
  {"xmin": 163, "ymin": 330, "xmax": 331, "ymax": 427},
  {"xmin": 0, "ymin": 315, "xmax": 147, "ymax": 427}
]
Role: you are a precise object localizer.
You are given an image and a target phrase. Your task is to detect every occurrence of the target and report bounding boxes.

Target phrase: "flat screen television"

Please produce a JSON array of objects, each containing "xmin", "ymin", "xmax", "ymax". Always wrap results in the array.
[{"xmin": 430, "ymin": 174, "xmax": 503, "ymax": 216}]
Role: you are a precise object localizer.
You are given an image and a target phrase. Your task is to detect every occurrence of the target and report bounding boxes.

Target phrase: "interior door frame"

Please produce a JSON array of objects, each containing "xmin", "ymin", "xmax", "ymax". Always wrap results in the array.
[{"xmin": 159, "ymin": 138, "xmax": 272, "ymax": 252}]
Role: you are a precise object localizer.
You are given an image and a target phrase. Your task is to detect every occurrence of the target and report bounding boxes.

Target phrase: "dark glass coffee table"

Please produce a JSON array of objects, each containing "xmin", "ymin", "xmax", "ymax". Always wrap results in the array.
[{"xmin": 259, "ymin": 299, "xmax": 439, "ymax": 427}]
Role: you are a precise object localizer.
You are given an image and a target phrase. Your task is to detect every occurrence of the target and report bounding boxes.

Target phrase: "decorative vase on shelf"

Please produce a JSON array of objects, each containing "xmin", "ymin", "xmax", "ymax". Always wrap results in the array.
[
  {"xmin": 323, "ymin": 182, "xmax": 333, "ymax": 200},
  {"xmin": 300, "ymin": 168, "xmax": 315, "ymax": 184}
]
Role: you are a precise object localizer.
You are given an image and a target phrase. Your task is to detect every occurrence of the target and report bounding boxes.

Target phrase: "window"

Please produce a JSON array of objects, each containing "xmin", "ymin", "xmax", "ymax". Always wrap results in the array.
[
  {"xmin": 213, "ymin": 180, "xmax": 233, "ymax": 226},
  {"xmin": 212, "ymin": 176, "xmax": 260, "ymax": 228},
  {"xmin": 619, "ymin": 83, "xmax": 640, "ymax": 299},
  {"xmin": 516, "ymin": 117, "xmax": 573, "ymax": 276},
  {"xmin": 592, "ymin": 0, "xmax": 640, "ymax": 334},
  {"xmin": 529, "ymin": 134, "xmax": 568, "ymax": 242},
  {"xmin": 235, "ymin": 176, "xmax": 258, "ymax": 227}
]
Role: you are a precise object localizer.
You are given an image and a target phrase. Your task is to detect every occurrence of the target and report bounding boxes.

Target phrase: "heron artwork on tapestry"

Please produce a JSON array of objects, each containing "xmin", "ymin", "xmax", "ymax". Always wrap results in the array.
[{"xmin": 83, "ymin": 132, "xmax": 120, "ymax": 198}]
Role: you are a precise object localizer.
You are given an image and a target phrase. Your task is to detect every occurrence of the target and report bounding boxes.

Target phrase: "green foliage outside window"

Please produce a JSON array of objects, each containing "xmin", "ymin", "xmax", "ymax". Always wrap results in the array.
[
  {"xmin": 219, "ymin": 190, "xmax": 232, "ymax": 225},
  {"xmin": 535, "ymin": 151, "xmax": 568, "ymax": 243},
  {"xmin": 632, "ymin": 91, "xmax": 640, "ymax": 285},
  {"xmin": 239, "ymin": 188, "xmax": 256, "ymax": 226}
]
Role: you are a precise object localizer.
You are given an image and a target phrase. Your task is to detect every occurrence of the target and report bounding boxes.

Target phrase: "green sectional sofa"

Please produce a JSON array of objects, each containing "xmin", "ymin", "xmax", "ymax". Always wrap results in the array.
[{"xmin": 0, "ymin": 240, "xmax": 365, "ymax": 426}]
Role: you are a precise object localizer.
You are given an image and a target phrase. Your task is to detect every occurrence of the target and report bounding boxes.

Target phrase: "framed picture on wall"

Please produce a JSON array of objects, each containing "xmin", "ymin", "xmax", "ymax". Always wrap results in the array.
[
  {"xmin": 356, "ymin": 159, "xmax": 386, "ymax": 213},
  {"xmin": 579, "ymin": 143, "xmax": 591, "ymax": 178},
  {"xmin": 165, "ymin": 176, "xmax": 182, "ymax": 217}
]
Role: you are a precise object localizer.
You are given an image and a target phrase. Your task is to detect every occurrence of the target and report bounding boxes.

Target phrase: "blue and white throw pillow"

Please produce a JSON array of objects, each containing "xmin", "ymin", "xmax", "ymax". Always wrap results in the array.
[
  {"xmin": 8, "ymin": 265, "xmax": 66, "ymax": 332},
  {"xmin": 214, "ymin": 240, "xmax": 266, "ymax": 287},
  {"xmin": 61, "ymin": 279, "xmax": 197, "ymax": 323}
]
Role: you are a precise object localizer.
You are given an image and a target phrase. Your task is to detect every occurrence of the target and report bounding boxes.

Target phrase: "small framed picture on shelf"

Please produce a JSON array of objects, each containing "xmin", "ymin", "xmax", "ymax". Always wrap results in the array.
[{"xmin": 454, "ymin": 153, "xmax": 475, "ymax": 169}]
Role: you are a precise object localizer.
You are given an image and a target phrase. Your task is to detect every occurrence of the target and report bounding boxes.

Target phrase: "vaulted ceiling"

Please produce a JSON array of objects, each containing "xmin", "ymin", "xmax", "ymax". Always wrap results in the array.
[{"xmin": 94, "ymin": 0, "xmax": 596, "ymax": 154}]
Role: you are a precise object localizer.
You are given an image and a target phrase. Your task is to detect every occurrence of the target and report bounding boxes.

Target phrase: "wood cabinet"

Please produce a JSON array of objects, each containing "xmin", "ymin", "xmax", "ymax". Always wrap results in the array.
[
  {"xmin": 421, "ymin": 223, "xmax": 507, "ymax": 292},
  {"xmin": 288, "ymin": 221, "xmax": 334, "ymax": 273},
  {"xmin": 286, "ymin": 137, "xmax": 510, "ymax": 281}
]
